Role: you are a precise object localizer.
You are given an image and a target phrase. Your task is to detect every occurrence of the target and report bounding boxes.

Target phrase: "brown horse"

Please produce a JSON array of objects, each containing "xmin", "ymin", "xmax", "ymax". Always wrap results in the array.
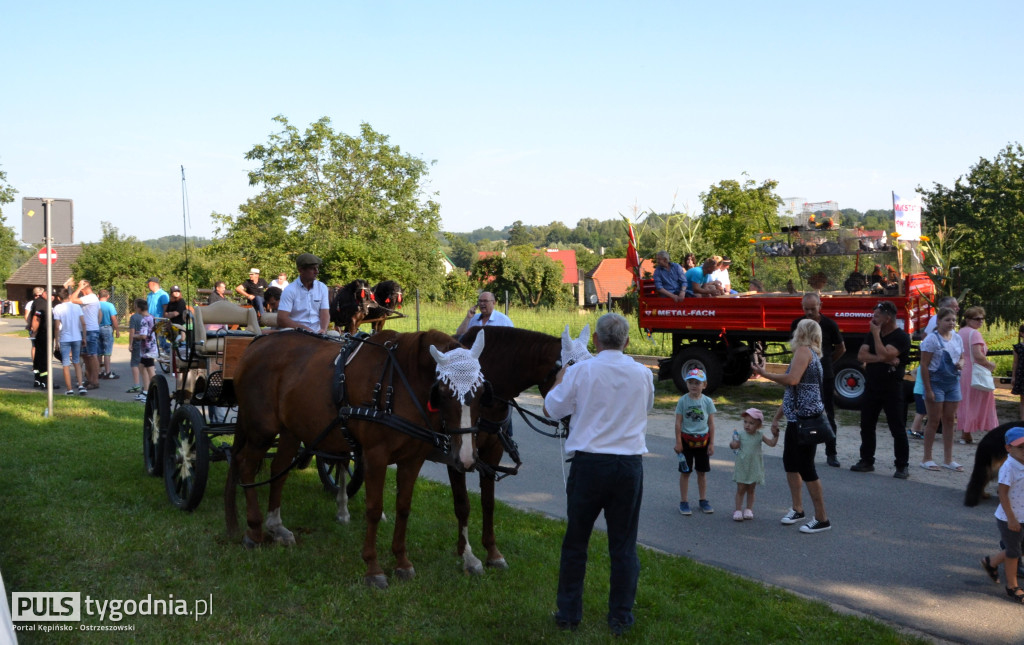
[
  {"xmin": 225, "ymin": 328, "xmax": 486, "ymax": 588},
  {"xmin": 449, "ymin": 325, "xmax": 591, "ymax": 573}
]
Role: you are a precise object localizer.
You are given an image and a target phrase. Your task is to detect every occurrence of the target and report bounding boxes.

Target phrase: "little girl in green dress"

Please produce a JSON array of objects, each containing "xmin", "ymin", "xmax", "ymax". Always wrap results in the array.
[{"xmin": 729, "ymin": 408, "xmax": 779, "ymax": 521}]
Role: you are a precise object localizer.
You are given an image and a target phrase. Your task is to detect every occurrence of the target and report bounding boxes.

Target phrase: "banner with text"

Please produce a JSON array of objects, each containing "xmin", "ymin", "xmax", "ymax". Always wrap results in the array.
[{"xmin": 892, "ymin": 192, "xmax": 922, "ymax": 241}]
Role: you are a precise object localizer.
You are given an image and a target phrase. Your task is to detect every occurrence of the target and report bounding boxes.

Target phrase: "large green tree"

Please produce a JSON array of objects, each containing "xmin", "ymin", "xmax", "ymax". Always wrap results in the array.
[
  {"xmin": 471, "ymin": 245, "xmax": 570, "ymax": 307},
  {"xmin": 918, "ymin": 143, "xmax": 1024, "ymax": 322},
  {"xmin": 245, "ymin": 116, "xmax": 444, "ymax": 294},
  {"xmin": 0, "ymin": 165, "xmax": 20, "ymax": 290},
  {"xmin": 700, "ymin": 174, "xmax": 783, "ymax": 288}
]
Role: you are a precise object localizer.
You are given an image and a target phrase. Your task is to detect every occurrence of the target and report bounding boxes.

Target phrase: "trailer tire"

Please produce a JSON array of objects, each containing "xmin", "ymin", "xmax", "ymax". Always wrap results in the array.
[
  {"xmin": 671, "ymin": 346, "xmax": 723, "ymax": 394},
  {"xmin": 833, "ymin": 357, "xmax": 866, "ymax": 410}
]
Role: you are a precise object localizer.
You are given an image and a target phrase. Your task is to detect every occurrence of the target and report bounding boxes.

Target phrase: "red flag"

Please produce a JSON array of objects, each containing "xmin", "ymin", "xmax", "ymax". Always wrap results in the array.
[{"xmin": 625, "ymin": 223, "xmax": 640, "ymax": 281}]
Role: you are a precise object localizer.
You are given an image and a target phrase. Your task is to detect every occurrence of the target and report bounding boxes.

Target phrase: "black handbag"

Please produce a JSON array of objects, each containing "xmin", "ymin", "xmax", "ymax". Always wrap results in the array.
[
  {"xmin": 53, "ymin": 345, "xmax": 62, "ymax": 362},
  {"xmin": 796, "ymin": 411, "xmax": 834, "ymax": 446}
]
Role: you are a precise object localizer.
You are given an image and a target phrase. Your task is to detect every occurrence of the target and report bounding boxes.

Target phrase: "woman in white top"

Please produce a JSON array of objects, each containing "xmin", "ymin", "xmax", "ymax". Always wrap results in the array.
[{"xmin": 919, "ymin": 307, "xmax": 965, "ymax": 471}]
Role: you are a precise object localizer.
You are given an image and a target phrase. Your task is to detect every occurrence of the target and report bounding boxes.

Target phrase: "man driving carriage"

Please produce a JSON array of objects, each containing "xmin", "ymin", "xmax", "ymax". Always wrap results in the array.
[{"xmin": 277, "ymin": 253, "xmax": 330, "ymax": 334}]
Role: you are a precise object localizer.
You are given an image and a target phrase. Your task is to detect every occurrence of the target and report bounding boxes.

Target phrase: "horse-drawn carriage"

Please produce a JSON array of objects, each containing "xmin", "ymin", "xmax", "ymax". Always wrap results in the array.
[{"xmin": 142, "ymin": 301, "xmax": 354, "ymax": 510}]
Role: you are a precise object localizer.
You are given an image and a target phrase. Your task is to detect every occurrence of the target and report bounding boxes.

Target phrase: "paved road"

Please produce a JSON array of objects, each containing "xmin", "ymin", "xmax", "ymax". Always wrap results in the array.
[{"xmin": 1, "ymin": 317, "xmax": 1022, "ymax": 643}]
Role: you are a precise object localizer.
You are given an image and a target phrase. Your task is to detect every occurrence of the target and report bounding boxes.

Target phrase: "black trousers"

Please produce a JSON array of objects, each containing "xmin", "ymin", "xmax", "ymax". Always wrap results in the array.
[
  {"xmin": 32, "ymin": 332, "xmax": 50, "ymax": 384},
  {"xmin": 859, "ymin": 383, "xmax": 909, "ymax": 469}
]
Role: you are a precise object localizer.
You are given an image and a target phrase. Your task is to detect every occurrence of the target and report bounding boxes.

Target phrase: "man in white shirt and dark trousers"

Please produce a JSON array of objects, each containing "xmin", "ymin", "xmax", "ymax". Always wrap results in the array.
[
  {"xmin": 543, "ymin": 313, "xmax": 654, "ymax": 637},
  {"xmin": 278, "ymin": 253, "xmax": 330, "ymax": 334}
]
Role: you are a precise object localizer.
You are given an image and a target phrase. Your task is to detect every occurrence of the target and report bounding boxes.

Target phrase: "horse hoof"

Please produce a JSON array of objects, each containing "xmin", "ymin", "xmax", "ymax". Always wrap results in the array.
[
  {"xmin": 243, "ymin": 535, "xmax": 259, "ymax": 550},
  {"xmin": 487, "ymin": 558, "xmax": 509, "ymax": 570},
  {"xmin": 364, "ymin": 574, "xmax": 388, "ymax": 590},
  {"xmin": 335, "ymin": 512, "xmax": 350, "ymax": 524},
  {"xmin": 464, "ymin": 562, "xmax": 484, "ymax": 576},
  {"xmin": 394, "ymin": 566, "xmax": 415, "ymax": 581},
  {"xmin": 273, "ymin": 532, "xmax": 296, "ymax": 547}
]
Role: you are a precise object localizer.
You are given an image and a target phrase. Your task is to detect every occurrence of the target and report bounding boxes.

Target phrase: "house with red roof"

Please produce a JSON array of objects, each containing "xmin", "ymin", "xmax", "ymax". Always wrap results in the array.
[
  {"xmin": 475, "ymin": 248, "xmax": 582, "ymax": 303},
  {"xmin": 584, "ymin": 257, "xmax": 655, "ymax": 306}
]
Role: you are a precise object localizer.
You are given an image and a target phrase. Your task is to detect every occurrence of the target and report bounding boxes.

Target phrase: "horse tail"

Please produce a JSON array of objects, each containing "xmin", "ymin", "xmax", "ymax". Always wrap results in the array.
[{"xmin": 224, "ymin": 431, "xmax": 245, "ymax": 536}]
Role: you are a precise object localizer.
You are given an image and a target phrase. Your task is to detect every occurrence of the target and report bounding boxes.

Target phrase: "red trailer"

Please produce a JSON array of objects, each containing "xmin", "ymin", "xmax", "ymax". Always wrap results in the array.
[{"xmin": 637, "ymin": 273, "xmax": 936, "ymax": 408}]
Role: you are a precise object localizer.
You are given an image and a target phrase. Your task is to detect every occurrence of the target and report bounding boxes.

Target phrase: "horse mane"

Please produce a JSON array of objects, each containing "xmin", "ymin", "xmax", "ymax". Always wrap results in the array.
[{"xmin": 460, "ymin": 326, "xmax": 561, "ymax": 397}]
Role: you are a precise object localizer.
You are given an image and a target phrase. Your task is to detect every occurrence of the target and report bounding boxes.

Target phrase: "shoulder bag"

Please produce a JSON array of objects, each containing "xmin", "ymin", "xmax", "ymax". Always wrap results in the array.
[
  {"xmin": 796, "ymin": 412, "xmax": 834, "ymax": 446},
  {"xmin": 971, "ymin": 364, "xmax": 995, "ymax": 392}
]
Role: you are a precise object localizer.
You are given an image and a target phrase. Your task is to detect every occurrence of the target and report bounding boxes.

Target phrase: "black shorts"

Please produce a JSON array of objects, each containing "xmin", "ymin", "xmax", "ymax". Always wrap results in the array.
[
  {"xmin": 681, "ymin": 445, "xmax": 710, "ymax": 473},
  {"xmin": 140, "ymin": 357, "xmax": 155, "ymax": 368}
]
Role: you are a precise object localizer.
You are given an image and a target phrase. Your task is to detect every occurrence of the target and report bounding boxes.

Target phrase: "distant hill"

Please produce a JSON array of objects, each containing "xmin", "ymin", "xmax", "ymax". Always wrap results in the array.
[{"xmin": 142, "ymin": 235, "xmax": 213, "ymax": 252}]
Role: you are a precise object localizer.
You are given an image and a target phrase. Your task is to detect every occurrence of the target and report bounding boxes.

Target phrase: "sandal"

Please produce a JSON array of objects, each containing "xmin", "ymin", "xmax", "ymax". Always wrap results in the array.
[
  {"xmin": 1006, "ymin": 586, "xmax": 1024, "ymax": 604},
  {"xmin": 982, "ymin": 556, "xmax": 999, "ymax": 583},
  {"xmin": 920, "ymin": 461, "xmax": 941, "ymax": 471},
  {"xmin": 942, "ymin": 461, "xmax": 964, "ymax": 472}
]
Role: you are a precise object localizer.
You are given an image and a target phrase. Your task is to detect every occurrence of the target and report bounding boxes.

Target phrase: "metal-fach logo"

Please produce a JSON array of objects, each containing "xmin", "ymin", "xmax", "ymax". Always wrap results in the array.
[{"xmin": 11, "ymin": 592, "xmax": 81, "ymax": 621}]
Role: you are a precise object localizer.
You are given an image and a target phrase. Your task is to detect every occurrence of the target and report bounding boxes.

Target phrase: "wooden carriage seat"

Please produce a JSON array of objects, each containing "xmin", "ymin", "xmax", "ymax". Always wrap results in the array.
[{"xmin": 191, "ymin": 301, "xmax": 261, "ymax": 357}]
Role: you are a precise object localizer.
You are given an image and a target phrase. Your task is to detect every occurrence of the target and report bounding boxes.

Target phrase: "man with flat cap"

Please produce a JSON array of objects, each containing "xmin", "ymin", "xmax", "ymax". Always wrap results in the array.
[{"xmin": 278, "ymin": 253, "xmax": 330, "ymax": 334}]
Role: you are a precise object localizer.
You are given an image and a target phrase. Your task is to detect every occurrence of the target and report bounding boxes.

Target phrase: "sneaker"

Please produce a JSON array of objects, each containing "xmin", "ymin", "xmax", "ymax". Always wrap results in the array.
[
  {"xmin": 850, "ymin": 460, "xmax": 874, "ymax": 472},
  {"xmin": 106, "ymin": 371, "xmax": 120, "ymax": 379},
  {"xmin": 732, "ymin": 510, "xmax": 744, "ymax": 521},
  {"xmin": 135, "ymin": 393, "xmax": 147, "ymax": 402},
  {"xmin": 699, "ymin": 499, "xmax": 714, "ymax": 514},
  {"xmin": 127, "ymin": 385, "xmax": 141, "ymax": 393},
  {"xmin": 743, "ymin": 509, "xmax": 754, "ymax": 520},
  {"xmin": 78, "ymin": 385, "xmax": 88, "ymax": 395},
  {"xmin": 781, "ymin": 508, "xmax": 805, "ymax": 525},
  {"xmin": 826, "ymin": 455, "xmax": 841, "ymax": 468},
  {"xmin": 85, "ymin": 383, "xmax": 99, "ymax": 390},
  {"xmin": 678, "ymin": 502, "xmax": 692, "ymax": 516},
  {"xmin": 908, "ymin": 430, "xmax": 924, "ymax": 440},
  {"xmin": 893, "ymin": 467, "xmax": 910, "ymax": 479},
  {"xmin": 799, "ymin": 518, "xmax": 832, "ymax": 533},
  {"xmin": 65, "ymin": 389, "xmax": 75, "ymax": 396}
]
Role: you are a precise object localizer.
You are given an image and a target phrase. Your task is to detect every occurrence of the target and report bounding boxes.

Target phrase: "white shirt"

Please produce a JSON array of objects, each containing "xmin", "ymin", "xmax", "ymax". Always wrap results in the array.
[
  {"xmin": 711, "ymin": 268, "xmax": 731, "ymax": 291},
  {"xmin": 271, "ymin": 278, "xmax": 289, "ymax": 290},
  {"xmin": 466, "ymin": 309, "xmax": 514, "ymax": 329},
  {"xmin": 920, "ymin": 331, "xmax": 964, "ymax": 371},
  {"xmin": 279, "ymin": 279, "xmax": 329, "ymax": 331},
  {"xmin": 53, "ymin": 302, "xmax": 84, "ymax": 343},
  {"xmin": 544, "ymin": 349, "xmax": 654, "ymax": 455},
  {"xmin": 78, "ymin": 293, "xmax": 100, "ymax": 331},
  {"xmin": 995, "ymin": 456, "xmax": 1024, "ymax": 522}
]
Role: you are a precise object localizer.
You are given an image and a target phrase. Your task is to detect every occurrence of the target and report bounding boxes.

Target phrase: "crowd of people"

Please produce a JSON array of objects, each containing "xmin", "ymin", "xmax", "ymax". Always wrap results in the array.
[{"xmin": 652, "ymin": 251, "xmax": 736, "ymax": 299}]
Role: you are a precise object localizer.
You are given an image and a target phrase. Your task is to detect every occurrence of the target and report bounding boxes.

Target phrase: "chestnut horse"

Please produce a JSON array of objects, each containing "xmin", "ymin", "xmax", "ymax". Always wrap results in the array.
[
  {"xmin": 449, "ymin": 325, "xmax": 591, "ymax": 573},
  {"xmin": 225, "ymin": 329, "xmax": 486, "ymax": 588}
]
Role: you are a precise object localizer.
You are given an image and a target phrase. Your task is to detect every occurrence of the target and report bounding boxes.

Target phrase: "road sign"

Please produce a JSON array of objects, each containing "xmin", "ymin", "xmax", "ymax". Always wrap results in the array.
[
  {"xmin": 22, "ymin": 197, "xmax": 74, "ymax": 244},
  {"xmin": 38, "ymin": 248, "xmax": 58, "ymax": 265}
]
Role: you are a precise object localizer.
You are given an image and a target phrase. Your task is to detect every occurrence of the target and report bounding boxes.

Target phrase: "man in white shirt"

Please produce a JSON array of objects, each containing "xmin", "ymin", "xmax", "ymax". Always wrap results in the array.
[
  {"xmin": 543, "ymin": 313, "xmax": 654, "ymax": 636},
  {"xmin": 278, "ymin": 253, "xmax": 330, "ymax": 334},
  {"xmin": 270, "ymin": 272, "xmax": 289, "ymax": 290},
  {"xmin": 70, "ymin": 279, "xmax": 102, "ymax": 389},
  {"xmin": 53, "ymin": 287, "xmax": 87, "ymax": 395},
  {"xmin": 454, "ymin": 291, "xmax": 513, "ymax": 339}
]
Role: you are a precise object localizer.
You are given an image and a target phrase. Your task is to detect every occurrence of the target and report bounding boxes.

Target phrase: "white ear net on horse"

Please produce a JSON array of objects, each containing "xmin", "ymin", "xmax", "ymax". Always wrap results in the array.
[
  {"xmin": 560, "ymin": 324, "xmax": 593, "ymax": 367},
  {"xmin": 429, "ymin": 330, "xmax": 486, "ymax": 403}
]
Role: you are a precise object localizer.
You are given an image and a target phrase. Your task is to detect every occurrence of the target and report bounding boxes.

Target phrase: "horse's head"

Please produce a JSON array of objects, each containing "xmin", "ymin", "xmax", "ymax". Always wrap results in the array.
[
  {"xmin": 560, "ymin": 324, "xmax": 593, "ymax": 368},
  {"xmin": 429, "ymin": 330, "xmax": 486, "ymax": 472},
  {"xmin": 373, "ymin": 280, "xmax": 403, "ymax": 310}
]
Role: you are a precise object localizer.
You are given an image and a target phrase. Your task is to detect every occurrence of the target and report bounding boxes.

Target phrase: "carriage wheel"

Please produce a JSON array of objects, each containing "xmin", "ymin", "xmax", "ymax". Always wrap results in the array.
[
  {"xmin": 316, "ymin": 454, "xmax": 364, "ymax": 498},
  {"xmin": 163, "ymin": 404, "xmax": 210, "ymax": 511},
  {"xmin": 143, "ymin": 374, "xmax": 172, "ymax": 476}
]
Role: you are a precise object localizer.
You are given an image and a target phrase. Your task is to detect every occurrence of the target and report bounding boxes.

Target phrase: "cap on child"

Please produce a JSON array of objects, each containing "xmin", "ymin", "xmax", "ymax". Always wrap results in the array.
[
  {"xmin": 741, "ymin": 408, "xmax": 764, "ymax": 423},
  {"xmin": 685, "ymin": 368, "xmax": 706, "ymax": 382},
  {"xmin": 1006, "ymin": 427, "xmax": 1024, "ymax": 447}
]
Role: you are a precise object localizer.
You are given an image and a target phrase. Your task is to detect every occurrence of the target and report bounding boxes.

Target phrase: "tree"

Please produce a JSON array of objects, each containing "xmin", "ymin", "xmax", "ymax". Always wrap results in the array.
[
  {"xmin": 471, "ymin": 245, "xmax": 570, "ymax": 307},
  {"xmin": 700, "ymin": 174, "xmax": 783, "ymax": 287},
  {"xmin": 918, "ymin": 143, "xmax": 1024, "ymax": 322},
  {"xmin": 445, "ymin": 233, "xmax": 477, "ymax": 271},
  {"xmin": 72, "ymin": 223, "xmax": 161, "ymax": 302},
  {"xmin": 245, "ymin": 116, "xmax": 444, "ymax": 295},
  {"xmin": 507, "ymin": 220, "xmax": 531, "ymax": 247},
  {"xmin": 203, "ymin": 197, "xmax": 298, "ymax": 287},
  {"xmin": 0, "ymin": 164, "xmax": 19, "ymax": 291}
]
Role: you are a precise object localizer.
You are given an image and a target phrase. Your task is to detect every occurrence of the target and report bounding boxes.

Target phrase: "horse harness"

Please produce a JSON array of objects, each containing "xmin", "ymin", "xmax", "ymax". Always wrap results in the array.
[{"xmin": 240, "ymin": 329, "xmax": 477, "ymax": 489}]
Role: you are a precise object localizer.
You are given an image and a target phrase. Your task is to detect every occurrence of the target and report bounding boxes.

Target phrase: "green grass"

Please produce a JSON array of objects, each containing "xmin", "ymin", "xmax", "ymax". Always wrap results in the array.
[{"xmin": 0, "ymin": 392, "xmax": 925, "ymax": 644}]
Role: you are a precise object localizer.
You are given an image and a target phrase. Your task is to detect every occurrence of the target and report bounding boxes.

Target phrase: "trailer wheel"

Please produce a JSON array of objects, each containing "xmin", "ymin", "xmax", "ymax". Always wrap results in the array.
[
  {"xmin": 833, "ymin": 357, "xmax": 866, "ymax": 409},
  {"xmin": 163, "ymin": 404, "xmax": 209, "ymax": 511},
  {"xmin": 671, "ymin": 346, "xmax": 723, "ymax": 394},
  {"xmin": 721, "ymin": 344, "xmax": 754, "ymax": 386},
  {"xmin": 143, "ymin": 374, "xmax": 171, "ymax": 477}
]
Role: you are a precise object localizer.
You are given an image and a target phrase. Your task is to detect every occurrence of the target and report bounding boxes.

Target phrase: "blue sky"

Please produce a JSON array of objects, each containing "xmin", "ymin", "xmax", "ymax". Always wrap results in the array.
[{"xmin": 3, "ymin": 1, "xmax": 1021, "ymax": 244}]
